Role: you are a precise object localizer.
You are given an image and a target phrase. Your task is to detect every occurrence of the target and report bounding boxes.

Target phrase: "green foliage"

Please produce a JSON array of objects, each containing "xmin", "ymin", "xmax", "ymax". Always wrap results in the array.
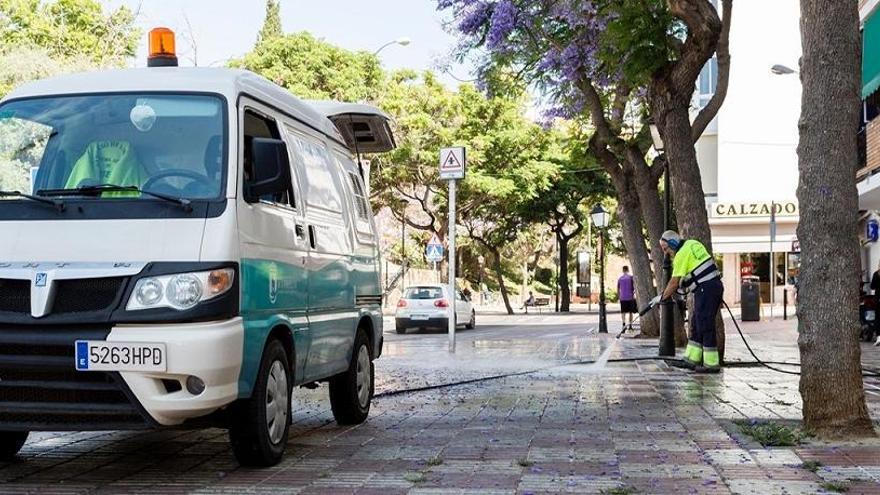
[
  {"xmin": 819, "ymin": 481, "xmax": 850, "ymax": 493},
  {"xmin": 605, "ymin": 288, "xmax": 618, "ymax": 303},
  {"xmin": 258, "ymin": 0, "xmax": 283, "ymax": 43},
  {"xmin": 231, "ymin": 31, "xmax": 383, "ymax": 102},
  {"xmin": 735, "ymin": 420, "xmax": 803, "ymax": 447},
  {"xmin": 597, "ymin": 0, "xmax": 682, "ymax": 85},
  {"xmin": 601, "ymin": 486, "xmax": 639, "ymax": 495},
  {"xmin": 535, "ymin": 267, "xmax": 553, "ymax": 287},
  {"xmin": 425, "ymin": 456, "xmax": 443, "ymax": 466},
  {"xmin": 403, "ymin": 472, "xmax": 426, "ymax": 483},
  {"xmin": 515, "ymin": 458, "xmax": 533, "ymax": 467},
  {"xmin": 0, "ymin": 0, "xmax": 140, "ymax": 66},
  {"xmin": 0, "ymin": 112, "xmax": 52, "ymax": 192},
  {"xmin": 0, "ymin": 45, "xmax": 95, "ymax": 97},
  {"xmin": 801, "ymin": 460, "xmax": 823, "ymax": 473}
]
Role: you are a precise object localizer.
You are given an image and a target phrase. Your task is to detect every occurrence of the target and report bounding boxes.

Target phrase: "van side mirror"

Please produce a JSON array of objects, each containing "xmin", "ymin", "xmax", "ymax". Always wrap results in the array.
[{"xmin": 245, "ymin": 138, "xmax": 291, "ymax": 203}]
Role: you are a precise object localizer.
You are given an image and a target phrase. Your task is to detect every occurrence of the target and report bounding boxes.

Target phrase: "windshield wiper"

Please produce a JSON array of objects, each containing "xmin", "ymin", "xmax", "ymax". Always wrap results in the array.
[
  {"xmin": 38, "ymin": 184, "xmax": 193, "ymax": 212},
  {"xmin": 0, "ymin": 190, "xmax": 65, "ymax": 212}
]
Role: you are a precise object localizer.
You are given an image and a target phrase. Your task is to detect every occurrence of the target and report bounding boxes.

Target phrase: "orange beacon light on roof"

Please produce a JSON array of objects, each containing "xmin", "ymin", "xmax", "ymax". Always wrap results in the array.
[{"xmin": 147, "ymin": 27, "xmax": 178, "ymax": 67}]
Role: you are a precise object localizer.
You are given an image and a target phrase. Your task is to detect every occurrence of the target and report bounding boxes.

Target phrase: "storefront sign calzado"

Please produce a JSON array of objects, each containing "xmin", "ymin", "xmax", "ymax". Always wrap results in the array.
[{"xmin": 710, "ymin": 201, "xmax": 798, "ymax": 218}]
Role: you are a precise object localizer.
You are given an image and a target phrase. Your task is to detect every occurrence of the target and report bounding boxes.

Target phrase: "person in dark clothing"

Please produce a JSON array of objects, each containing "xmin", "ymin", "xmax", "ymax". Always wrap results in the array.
[
  {"xmin": 617, "ymin": 266, "xmax": 637, "ymax": 330},
  {"xmin": 871, "ymin": 262, "xmax": 880, "ymax": 345}
]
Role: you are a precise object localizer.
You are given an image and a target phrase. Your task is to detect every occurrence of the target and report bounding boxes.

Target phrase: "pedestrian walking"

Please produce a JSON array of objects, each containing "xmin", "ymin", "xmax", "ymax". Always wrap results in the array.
[
  {"xmin": 656, "ymin": 230, "xmax": 724, "ymax": 373},
  {"xmin": 617, "ymin": 266, "xmax": 637, "ymax": 330}
]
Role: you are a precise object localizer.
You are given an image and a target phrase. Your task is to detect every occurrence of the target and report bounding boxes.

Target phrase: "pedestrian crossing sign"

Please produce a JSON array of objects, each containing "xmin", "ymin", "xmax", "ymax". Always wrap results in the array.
[
  {"xmin": 439, "ymin": 147, "xmax": 465, "ymax": 180},
  {"xmin": 426, "ymin": 234, "xmax": 444, "ymax": 262}
]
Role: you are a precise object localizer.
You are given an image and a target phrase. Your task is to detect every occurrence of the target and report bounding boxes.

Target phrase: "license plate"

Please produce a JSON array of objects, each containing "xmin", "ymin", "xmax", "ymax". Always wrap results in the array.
[
  {"xmin": 410, "ymin": 314, "xmax": 429, "ymax": 321},
  {"xmin": 867, "ymin": 311, "xmax": 876, "ymax": 322},
  {"xmin": 75, "ymin": 341, "xmax": 166, "ymax": 372}
]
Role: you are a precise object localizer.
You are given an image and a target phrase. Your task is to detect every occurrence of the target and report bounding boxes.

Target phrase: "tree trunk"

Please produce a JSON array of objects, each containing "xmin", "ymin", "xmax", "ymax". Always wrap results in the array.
[
  {"xmin": 628, "ymin": 151, "xmax": 665, "ymax": 291},
  {"xmin": 654, "ymin": 104, "xmax": 724, "ymax": 354},
  {"xmin": 661, "ymin": 106, "xmax": 713, "ymax": 246},
  {"xmin": 611, "ymin": 171, "xmax": 660, "ymax": 337},
  {"xmin": 559, "ymin": 232, "xmax": 571, "ymax": 312},
  {"xmin": 796, "ymin": 0, "xmax": 874, "ymax": 438},
  {"xmin": 491, "ymin": 248, "xmax": 514, "ymax": 315}
]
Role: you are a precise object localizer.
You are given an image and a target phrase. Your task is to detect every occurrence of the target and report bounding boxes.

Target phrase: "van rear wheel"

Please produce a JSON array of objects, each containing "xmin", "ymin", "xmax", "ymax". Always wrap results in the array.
[
  {"xmin": 0, "ymin": 431, "xmax": 28, "ymax": 461},
  {"xmin": 329, "ymin": 330, "xmax": 373, "ymax": 425},
  {"xmin": 228, "ymin": 339, "xmax": 291, "ymax": 467}
]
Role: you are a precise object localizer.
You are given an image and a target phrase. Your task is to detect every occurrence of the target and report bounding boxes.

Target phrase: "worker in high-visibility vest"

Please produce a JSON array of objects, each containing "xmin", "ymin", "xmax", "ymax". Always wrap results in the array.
[{"xmin": 655, "ymin": 230, "xmax": 724, "ymax": 373}]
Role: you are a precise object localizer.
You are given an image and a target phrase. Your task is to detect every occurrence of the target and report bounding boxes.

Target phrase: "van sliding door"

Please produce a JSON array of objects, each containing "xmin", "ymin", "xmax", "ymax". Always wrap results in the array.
[{"xmin": 283, "ymin": 125, "xmax": 355, "ymax": 380}]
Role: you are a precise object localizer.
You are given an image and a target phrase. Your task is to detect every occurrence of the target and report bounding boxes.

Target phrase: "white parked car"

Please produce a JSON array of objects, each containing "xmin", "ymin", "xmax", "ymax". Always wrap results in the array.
[{"xmin": 395, "ymin": 284, "xmax": 475, "ymax": 334}]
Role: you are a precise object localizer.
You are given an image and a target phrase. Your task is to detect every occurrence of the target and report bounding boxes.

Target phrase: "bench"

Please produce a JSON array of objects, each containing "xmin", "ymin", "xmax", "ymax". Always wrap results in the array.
[{"xmin": 525, "ymin": 297, "xmax": 551, "ymax": 314}]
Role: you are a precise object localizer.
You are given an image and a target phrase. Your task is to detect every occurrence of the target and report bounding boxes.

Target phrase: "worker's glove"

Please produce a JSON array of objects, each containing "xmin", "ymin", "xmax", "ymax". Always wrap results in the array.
[{"xmin": 639, "ymin": 296, "xmax": 661, "ymax": 316}]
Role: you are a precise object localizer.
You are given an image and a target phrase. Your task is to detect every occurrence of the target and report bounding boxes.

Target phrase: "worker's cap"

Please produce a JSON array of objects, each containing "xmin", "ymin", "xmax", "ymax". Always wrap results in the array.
[{"xmin": 660, "ymin": 230, "xmax": 682, "ymax": 250}]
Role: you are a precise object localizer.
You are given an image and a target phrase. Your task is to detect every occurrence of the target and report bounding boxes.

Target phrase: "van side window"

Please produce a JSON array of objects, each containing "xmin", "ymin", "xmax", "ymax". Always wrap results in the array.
[
  {"xmin": 347, "ymin": 172, "xmax": 369, "ymax": 221},
  {"xmin": 284, "ymin": 128, "xmax": 343, "ymax": 215},
  {"xmin": 243, "ymin": 109, "xmax": 293, "ymax": 207}
]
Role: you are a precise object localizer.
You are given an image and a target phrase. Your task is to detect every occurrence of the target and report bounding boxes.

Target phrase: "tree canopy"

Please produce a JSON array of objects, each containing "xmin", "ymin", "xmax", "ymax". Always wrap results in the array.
[
  {"xmin": 231, "ymin": 31, "xmax": 384, "ymax": 102},
  {"xmin": 0, "ymin": 0, "xmax": 139, "ymax": 67}
]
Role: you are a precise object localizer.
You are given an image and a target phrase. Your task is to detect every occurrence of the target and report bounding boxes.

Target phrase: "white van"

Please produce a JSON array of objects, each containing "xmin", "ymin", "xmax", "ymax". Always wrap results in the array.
[{"xmin": 0, "ymin": 38, "xmax": 394, "ymax": 466}]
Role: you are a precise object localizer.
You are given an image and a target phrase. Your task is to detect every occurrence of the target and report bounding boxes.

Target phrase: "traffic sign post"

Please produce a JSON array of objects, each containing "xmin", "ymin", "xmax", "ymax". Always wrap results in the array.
[{"xmin": 440, "ymin": 147, "xmax": 465, "ymax": 352}]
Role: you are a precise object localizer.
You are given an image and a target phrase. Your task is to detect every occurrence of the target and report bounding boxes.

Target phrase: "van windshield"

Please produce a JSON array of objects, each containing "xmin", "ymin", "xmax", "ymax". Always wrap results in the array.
[{"xmin": 0, "ymin": 94, "xmax": 225, "ymax": 201}]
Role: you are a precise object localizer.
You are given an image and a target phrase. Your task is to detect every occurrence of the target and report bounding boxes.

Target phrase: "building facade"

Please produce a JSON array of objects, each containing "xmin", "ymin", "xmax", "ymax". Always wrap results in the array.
[
  {"xmin": 695, "ymin": 0, "xmax": 802, "ymax": 305},
  {"xmin": 858, "ymin": 0, "xmax": 880, "ymax": 283}
]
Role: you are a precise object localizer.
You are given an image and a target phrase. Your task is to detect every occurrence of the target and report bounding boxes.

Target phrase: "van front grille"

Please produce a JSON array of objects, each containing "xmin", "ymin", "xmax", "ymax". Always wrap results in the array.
[
  {"xmin": 53, "ymin": 277, "xmax": 125, "ymax": 314},
  {"xmin": 0, "ymin": 326, "xmax": 153, "ymax": 431},
  {"xmin": 0, "ymin": 279, "xmax": 29, "ymax": 313}
]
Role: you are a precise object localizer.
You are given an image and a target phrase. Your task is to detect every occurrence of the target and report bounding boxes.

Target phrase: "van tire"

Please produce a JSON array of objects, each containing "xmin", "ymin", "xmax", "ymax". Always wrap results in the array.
[
  {"xmin": 329, "ymin": 330, "xmax": 373, "ymax": 425},
  {"xmin": 0, "ymin": 431, "xmax": 28, "ymax": 461},
  {"xmin": 228, "ymin": 339, "xmax": 291, "ymax": 467},
  {"xmin": 395, "ymin": 325, "xmax": 406, "ymax": 334}
]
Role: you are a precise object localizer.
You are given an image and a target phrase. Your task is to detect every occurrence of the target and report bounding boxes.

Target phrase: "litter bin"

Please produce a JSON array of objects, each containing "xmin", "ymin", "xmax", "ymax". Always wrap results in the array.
[{"xmin": 741, "ymin": 276, "xmax": 761, "ymax": 321}]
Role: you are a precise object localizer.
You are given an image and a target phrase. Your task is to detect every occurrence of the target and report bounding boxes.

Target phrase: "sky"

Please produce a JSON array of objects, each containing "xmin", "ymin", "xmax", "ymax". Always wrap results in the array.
[{"xmin": 107, "ymin": 0, "xmax": 476, "ymax": 88}]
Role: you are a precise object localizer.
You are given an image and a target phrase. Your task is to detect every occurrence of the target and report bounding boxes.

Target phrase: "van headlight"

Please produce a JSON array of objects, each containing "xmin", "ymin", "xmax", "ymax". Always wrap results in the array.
[{"xmin": 127, "ymin": 269, "xmax": 235, "ymax": 311}]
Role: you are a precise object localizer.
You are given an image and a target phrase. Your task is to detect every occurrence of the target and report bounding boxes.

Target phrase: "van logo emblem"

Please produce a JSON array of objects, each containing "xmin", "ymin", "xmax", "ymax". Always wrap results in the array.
[
  {"xmin": 35, "ymin": 273, "xmax": 48, "ymax": 287},
  {"xmin": 268, "ymin": 264, "xmax": 278, "ymax": 304}
]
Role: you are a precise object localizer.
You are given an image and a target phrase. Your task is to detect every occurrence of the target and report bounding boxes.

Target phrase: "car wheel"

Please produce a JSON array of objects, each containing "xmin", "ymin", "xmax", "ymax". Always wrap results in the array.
[
  {"xmin": 329, "ymin": 329, "xmax": 373, "ymax": 425},
  {"xmin": 0, "ymin": 431, "xmax": 28, "ymax": 461},
  {"xmin": 395, "ymin": 325, "xmax": 406, "ymax": 334},
  {"xmin": 228, "ymin": 339, "xmax": 291, "ymax": 467},
  {"xmin": 466, "ymin": 310, "xmax": 475, "ymax": 329}
]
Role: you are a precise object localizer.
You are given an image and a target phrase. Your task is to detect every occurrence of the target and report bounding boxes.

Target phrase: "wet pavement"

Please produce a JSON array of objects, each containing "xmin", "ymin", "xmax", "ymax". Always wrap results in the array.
[{"xmin": 2, "ymin": 312, "xmax": 880, "ymax": 494}]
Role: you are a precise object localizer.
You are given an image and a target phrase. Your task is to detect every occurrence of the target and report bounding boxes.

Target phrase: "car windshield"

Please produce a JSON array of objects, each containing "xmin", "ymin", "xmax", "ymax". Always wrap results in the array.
[
  {"xmin": 404, "ymin": 287, "xmax": 444, "ymax": 299},
  {"xmin": 0, "ymin": 94, "xmax": 225, "ymax": 201}
]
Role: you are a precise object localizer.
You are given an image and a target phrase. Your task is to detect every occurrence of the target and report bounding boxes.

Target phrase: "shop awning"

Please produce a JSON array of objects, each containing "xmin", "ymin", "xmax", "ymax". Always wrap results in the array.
[{"xmin": 864, "ymin": 11, "xmax": 880, "ymax": 98}]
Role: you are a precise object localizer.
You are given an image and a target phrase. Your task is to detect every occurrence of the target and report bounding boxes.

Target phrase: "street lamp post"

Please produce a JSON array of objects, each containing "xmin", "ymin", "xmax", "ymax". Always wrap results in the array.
[
  {"xmin": 650, "ymin": 123, "xmax": 675, "ymax": 356},
  {"xmin": 590, "ymin": 205, "xmax": 609, "ymax": 333},
  {"xmin": 554, "ymin": 234, "xmax": 560, "ymax": 312},
  {"xmin": 373, "ymin": 37, "xmax": 411, "ymax": 56}
]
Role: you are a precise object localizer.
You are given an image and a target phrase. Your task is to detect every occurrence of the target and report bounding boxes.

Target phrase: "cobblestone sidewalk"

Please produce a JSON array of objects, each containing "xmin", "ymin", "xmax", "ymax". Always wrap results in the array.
[{"xmin": 1, "ymin": 316, "xmax": 879, "ymax": 494}]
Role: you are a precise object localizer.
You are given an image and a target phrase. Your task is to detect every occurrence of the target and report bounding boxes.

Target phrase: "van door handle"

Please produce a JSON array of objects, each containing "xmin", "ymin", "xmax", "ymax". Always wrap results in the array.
[
  {"xmin": 308, "ymin": 225, "xmax": 317, "ymax": 249},
  {"xmin": 295, "ymin": 224, "xmax": 306, "ymax": 240}
]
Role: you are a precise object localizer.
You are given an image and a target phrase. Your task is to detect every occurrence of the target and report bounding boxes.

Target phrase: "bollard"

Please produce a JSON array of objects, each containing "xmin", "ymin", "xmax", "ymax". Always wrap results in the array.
[{"xmin": 783, "ymin": 289, "xmax": 788, "ymax": 320}]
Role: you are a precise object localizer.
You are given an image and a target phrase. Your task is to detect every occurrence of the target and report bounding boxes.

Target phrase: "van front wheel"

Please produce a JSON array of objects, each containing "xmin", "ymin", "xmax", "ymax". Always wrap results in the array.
[
  {"xmin": 228, "ymin": 339, "xmax": 291, "ymax": 467},
  {"xmin": 0, "ymin": 431, "xmax": 28, "ymax": 461},
  {"xmin": 329, "ymin": 330, "xmax": 373, "ymax": 425}
]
